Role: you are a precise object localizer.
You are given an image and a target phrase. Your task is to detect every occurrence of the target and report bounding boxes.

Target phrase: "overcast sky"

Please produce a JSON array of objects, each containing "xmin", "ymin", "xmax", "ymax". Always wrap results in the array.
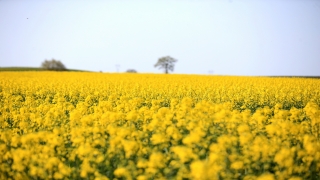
[{"xmin": 1, "ymin": 0, "xmax": 319, "ymax": 75}]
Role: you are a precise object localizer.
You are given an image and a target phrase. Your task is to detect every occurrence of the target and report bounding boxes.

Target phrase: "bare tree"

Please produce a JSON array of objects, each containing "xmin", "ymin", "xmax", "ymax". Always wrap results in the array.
[
  {"xmin": 154, "ymin": 56, "xmax": 177, "ymax": 74},
  {"xmin": 41, "ymin": 59, "xmax": 67, "ymax": 71}
]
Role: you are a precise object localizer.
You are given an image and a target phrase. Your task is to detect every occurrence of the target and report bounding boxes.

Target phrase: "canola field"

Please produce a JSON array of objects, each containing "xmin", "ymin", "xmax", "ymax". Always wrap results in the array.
[{"xmin": 0, "ymin": 72, "xmax": 320, "ymax": 180}]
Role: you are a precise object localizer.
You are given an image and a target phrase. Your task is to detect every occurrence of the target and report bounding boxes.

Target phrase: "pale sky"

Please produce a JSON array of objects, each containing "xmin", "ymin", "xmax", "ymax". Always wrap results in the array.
[{"xmin": 1, "ymin": 0, "xmax": 320, "ymax": 75}]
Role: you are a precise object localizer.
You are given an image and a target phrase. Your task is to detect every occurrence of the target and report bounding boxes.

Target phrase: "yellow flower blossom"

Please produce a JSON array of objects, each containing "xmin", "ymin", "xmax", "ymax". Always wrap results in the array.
[
  {"xmin": 148, "ymin": 152, "xmax": 166, "ymax": 168},
  {"xmin": 257, "ymin": 173, "xmax": 274, "ymax": 180},
  {"xmin": 151, "ymin": 133, "xmax": 169, "ymax": 145},
  {"xmin": 171, "ymin": 146, "xmax": 197, "ymax": 163},
  {"xmin": 230, "ymin": 161, "xmax": 244, "ymax": 170},
  {"xmin": 190, "ymin": 160, "xmax": 206, "ymax": 180},
  {"xmin": 114, "ymin": 167, "xmax": 130, "ymax": 179}
]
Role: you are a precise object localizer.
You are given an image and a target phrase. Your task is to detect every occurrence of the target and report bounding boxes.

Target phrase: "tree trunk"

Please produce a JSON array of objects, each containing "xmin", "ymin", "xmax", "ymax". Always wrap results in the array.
[{"xmin": 165, "ymin": 64, "xmax": 168, "ymax": 74}]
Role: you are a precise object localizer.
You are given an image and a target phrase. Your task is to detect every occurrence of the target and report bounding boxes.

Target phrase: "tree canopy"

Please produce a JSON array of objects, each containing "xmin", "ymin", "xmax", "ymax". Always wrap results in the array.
[
  {"xmin": 154, "ymin": 56, "xmax": 177, "ymax": 74},
  {"xmin": 41, "ymin": 59, "xmax": 67, "ymax": 71}
]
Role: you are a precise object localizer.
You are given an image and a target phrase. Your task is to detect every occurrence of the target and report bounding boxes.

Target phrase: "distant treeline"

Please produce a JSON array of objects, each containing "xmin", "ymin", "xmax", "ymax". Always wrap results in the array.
[
  {"xmin": 0, "ymin": 67, "xmax": 319, "ymax": 79},
  {"xmin": 0, "ymin": 67, "xmax": 89, "ymax": 72},
  {"xmin": 267, "ymin": 76, "xmax": 320, "ymax": 79}
]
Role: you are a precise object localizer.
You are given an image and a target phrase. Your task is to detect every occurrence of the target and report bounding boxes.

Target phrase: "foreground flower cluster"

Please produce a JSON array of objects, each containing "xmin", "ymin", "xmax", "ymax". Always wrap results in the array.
[{"xmin": 0, "ymin": 72, "xmax": 320, "ymax": 180}]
